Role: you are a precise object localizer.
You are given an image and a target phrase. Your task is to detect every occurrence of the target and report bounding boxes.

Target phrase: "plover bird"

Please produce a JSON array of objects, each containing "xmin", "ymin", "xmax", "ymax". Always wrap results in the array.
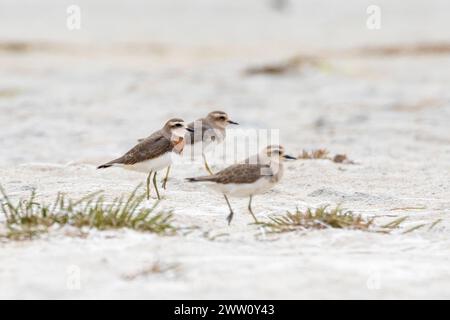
[
  {"xmin": 186, "ymin": 145, "xmax": 296, "ymax": 225},
  {"xmin": 98, "ymin": 118, "xmax": 193, "ymax": 200},
  {"xmin": 186, "ymin": 110, "xmax": 238, "ymax": 174},
  {"xmin": 140, "ymin": 111, "xmax": 238, "ymax": 189}
]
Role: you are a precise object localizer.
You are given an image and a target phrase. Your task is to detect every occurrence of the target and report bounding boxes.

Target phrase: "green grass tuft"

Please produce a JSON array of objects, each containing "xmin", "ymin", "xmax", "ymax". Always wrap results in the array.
[
  {"xmin": 0, "ymin": 185, "xmax": 175, "ymax": 241},
  {"xmin": 261, "ymin": 206, "xmax": 374, "ymax": 233},
  {"xmin": 261, "ymin": 206, "xmax": 443, "ymax": 235}
]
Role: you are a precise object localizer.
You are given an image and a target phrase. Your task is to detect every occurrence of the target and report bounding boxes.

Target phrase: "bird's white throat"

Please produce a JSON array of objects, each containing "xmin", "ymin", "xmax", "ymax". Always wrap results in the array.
[{"xmin": 172, "ymin": 127, "xmax": 188, "ymax": 138}]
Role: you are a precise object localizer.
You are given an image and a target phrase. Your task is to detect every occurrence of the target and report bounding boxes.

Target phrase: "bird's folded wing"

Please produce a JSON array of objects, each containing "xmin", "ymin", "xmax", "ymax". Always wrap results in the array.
[
  {"xmin": 119, "ymin": 134, "xmax": 172, "ymax": 165},
  {"xmin": 212, "ymin": 164, "xmax": 271, "ymax": 184}
]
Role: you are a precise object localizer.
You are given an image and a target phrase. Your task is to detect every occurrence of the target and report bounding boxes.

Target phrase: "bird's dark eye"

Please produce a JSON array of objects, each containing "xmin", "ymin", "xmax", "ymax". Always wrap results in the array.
[
  {"xmin": 219, "ymin": 116, "xmax": 226, "ymax": 120},
  {"xmin": 175, "ymin": 123, "xmax": 183, "ymax": 127}
]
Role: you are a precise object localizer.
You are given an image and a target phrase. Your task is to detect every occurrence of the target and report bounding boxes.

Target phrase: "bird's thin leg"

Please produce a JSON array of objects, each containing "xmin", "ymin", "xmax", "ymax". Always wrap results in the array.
[
  {"xmin": 224, "ymin": 195, "xmax": 234, "ymax": 225},
  {"xmin": 162, "ymin": 166, "xmax": 171, "ymax": 190},
  {"xmin": 248, "ymin": 195, "xmax": 259, "ymax": 223},
  {"xmin": 152, "ymin": 171, "xmax": 161, "ymax": 200},
  {"xmin": 146, "ymin": 171, "xmax": 153, "ymax": 200},
  {"xmin": 202, "ymin": 153, "xmax": 213, "ymax": 175}
]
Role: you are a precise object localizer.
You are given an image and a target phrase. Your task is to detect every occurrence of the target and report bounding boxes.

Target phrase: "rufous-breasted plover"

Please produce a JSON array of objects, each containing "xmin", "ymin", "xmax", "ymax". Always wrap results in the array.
[
  {"xmin": 98, "ymin": 118, "xmax": 193, "ymax": 199},
  {"xmin": 140, "ymin": 111, "xmax": 238, "ymax": 189}
]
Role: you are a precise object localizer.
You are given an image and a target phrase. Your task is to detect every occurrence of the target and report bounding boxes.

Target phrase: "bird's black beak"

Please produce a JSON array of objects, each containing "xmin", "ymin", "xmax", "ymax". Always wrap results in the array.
[
  {"xmin": 283, "ymin": 154, "xmax": 297, "ymax": 160},
  {"xmin": 227, "ymin": 120, "xmax": 239, "ymax": 125},
  {"xmin": 186, "ymin": 127, "xmax": 194, "ymax": 132}
]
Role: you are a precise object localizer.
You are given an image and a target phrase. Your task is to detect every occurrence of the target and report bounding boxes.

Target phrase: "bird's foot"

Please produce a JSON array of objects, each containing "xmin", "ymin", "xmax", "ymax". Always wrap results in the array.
[{"xmin": 226, "ymin": 211, "xmax": 234, "ymax": 226}]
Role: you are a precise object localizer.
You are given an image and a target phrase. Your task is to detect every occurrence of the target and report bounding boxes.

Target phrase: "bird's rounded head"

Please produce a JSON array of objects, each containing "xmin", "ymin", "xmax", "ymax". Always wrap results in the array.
[
  {"xmin": 206, "ymin": 111, "xmax": 239, "ymax": 129},
  {"xmin": 163, "ymin": 118, "xmax": 193, "ymax": 138},
  {"xmin": 263, "ymin": 145, "xmax": 296, "ymax": 161}
]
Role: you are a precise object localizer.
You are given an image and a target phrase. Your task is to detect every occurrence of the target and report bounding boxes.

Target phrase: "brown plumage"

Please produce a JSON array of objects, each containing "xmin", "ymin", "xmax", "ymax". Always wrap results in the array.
[
  {"xmin": 97, "ymin": 118, "xmax": 186, "ymax": 169},
  {"xmin": 139, "ymin": 111, "xmax": 237, "ymax": 146},
  {"xmin": 136, "ymin": 111, "xmax": 238, "ymax": 176},
  {"xmin": 186, "ymin": 145, "xmax": 296, "ymax": 225},
  {"xmin": 187, "ymin": 164, "xmax": 272, "ymax": 184},
  {"xmin": 185, "ymin": 110, "xmax": 231, "ymax": 145},
  {"xmin": 98, "ymin": 135, "xmax": 181, "ymax": 169},
  {"xmin": 98, "ymin": 118, "xmax": 191, "ymax": 200}
]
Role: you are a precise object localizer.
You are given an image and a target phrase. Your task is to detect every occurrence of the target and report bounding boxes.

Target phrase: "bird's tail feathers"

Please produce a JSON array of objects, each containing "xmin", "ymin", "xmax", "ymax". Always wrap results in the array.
[
  {"xmin": 97, "ymin": 158, "xmax": 122, "ymax": 169},
  {"xmin": 186, "ymin": 176, "xmax": 214, "ymax": 182},
  {"xmin": 97, "ymin": 163, "xmax": 113, "ymax": 169}
]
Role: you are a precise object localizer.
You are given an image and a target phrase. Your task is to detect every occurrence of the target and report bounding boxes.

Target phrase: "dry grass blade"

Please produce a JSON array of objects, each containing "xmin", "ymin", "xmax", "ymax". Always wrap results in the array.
[
  {"xmin": 244, "ymin": 55, "xmax": 322, "ymax": 76},
  {"xmin": 401, "ymin": 218, "xmax": 444, "ymax": 234},
  {"xmin": 428, "ymin": 219, "xmax": 442, "ymax": 231},
  {"xmin": 381, "ymin": 216, "xmax": 408, "ymax": 229},
  {"xmin": 0, "ymin": 185, "xmax": 175, "ymax": 240},
  {"xmin": 358, "ymin": 43, "xmax": 450, "ymax": 56},
  {"xmin": 389, "ymin": 206, "xmax": 427, "ymax": 211},
  {"xmin": 402, "ymin": 224, "xmax": 426, "ymax": 234},
  {"xmin": 122, "ymin": 261, "xmax": 180, "ymax": 281}
]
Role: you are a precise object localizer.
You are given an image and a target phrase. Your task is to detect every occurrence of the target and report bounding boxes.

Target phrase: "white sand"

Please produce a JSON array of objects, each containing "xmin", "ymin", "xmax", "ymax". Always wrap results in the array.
[{"xmin": 0, "ymin": 0, "xmax": 449, "ymax": 299}]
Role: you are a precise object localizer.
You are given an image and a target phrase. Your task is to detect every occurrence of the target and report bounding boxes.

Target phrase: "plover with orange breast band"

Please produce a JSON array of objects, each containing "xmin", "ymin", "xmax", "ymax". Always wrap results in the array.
[
  {"xmin": 139, "ymin": 111, "xmax": 238, "ymax": 189},
  {"xmin": 186, "ymin": 145, "xmax": 296, "ymax": 225},
  {"xmin": 98, "ymin": 118, "xmax": 193, "ymax": 200}
]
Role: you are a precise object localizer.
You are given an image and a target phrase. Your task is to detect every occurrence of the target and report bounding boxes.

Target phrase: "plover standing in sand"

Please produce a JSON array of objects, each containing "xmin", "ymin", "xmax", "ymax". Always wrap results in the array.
[
  {"xmin": 140, "ymin": 111, "xmax": 238, "ymax": 189},
  {"xmin": 98, "ymin": 118, "xmax": 193, "ymax": 200},
  {"xmin": 186, "ymin": 145, "xmax": 296, "ymax": 225},
  {"xmin": 186, "ymin": 111, "xmax": 239, "ymax": 174}
]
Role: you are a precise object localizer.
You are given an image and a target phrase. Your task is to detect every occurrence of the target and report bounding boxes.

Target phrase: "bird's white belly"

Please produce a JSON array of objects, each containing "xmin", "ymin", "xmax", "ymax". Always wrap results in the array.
[
  {"xmin": 207, "ymin": 177, "xmax": 274, "ymax": 198},
  {"xmin": 122, "ymin": 152, "xmax": 173, "ymax": 173}
]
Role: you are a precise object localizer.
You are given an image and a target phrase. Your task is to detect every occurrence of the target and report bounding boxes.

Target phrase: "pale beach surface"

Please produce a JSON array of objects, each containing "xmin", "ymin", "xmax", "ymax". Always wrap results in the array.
[{"xmin": 0, "ymin": 0, "xmax": 449, "ymax": 299}]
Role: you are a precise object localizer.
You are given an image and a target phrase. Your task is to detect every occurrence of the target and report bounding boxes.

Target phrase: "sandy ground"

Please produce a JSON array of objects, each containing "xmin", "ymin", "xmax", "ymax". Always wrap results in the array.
[{"xmin": 1, "ymin": 0, "xmax": 450, "ymax": 299}]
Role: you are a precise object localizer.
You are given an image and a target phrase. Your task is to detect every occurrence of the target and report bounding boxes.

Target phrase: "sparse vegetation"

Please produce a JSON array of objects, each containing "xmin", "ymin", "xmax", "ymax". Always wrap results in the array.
[
  {"xmin": 261, "ymin": 206, "xmax": 374, "ymax": 233},
  {"xmin": 427, "ymin": 219, "xmax": 443, "ymax": 231},
  {"xmin": 401, "ymin": 218, "xmax": 442, "ymax": 234},
  {"xmin": 244, "ymin": 55, "xmax": 323, "ymax": 76},
  {"xmin": 1, "ymin": 184, "xmax": 441, "ymax": 241},
  {"xmin": 298, "ymin": 149, "xmax": 356, "ymax": 164},
  {"xmin": 261, "ymin": 206, "xmax": 441, "ymax": 235},
  {"xmin": 0, "ymin": 41, "xmax": 32, "ymax": 52},
  {"xmin": 358, "ymin": 43, "xmax": 450, "ymax": 56},
  {"xmin": 0, "ymin": 185, "xmax": 175, "ymax": 241},
  {"xmin": 298, "ymin": 149, "xmax": 330, "ymax": 160}
]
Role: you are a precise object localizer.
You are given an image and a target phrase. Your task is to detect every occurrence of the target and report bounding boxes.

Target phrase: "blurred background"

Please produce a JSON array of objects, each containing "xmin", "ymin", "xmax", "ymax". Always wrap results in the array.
[
  {"xmin": 1, "ymin": 0, "xmax": 450, "ymax": 300},
  {"xmin": 2, "ymin": 0, "xmax": 450, "ymax": 48},
  {"xmin": 1, "ymin": 0, "xmax": 449, "ymax": 167}
]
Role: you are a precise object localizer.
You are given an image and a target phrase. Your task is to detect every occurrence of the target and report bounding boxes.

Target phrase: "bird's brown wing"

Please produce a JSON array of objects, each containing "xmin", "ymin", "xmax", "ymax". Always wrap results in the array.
[
  {"xmin": 137, "ymin": 129, "xmax": 163, "ymax": 143},
  {"xmin": 210, "ymin": 164, "xmax": 272, "ymax": 184},
  {"xmin": 111, "ymin": 132, "xmax": 173, "ymax": 166}
]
